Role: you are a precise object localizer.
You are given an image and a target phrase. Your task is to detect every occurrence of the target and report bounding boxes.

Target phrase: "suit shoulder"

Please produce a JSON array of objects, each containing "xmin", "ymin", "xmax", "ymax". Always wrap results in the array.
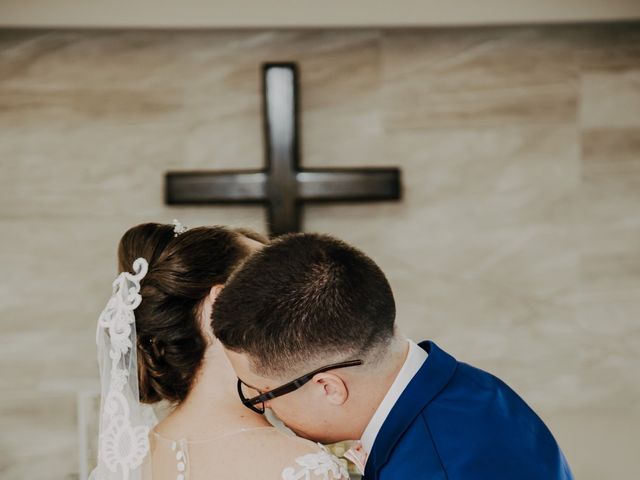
[{"xmin": 421, "ymin": 361, "xmax": 573, "ymax": 479}]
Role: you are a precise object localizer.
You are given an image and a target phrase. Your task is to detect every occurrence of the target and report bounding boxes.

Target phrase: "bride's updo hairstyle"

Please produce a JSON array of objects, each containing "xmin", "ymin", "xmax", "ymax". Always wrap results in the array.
[{"xmin": 117, "ymin": 223, "xmax": 266, "ymax": 404}]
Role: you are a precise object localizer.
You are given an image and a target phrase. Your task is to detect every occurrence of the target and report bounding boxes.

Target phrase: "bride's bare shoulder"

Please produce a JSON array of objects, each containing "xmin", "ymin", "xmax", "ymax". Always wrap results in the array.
[
  {"xmin": 252, "ymin": 429, "xmax": 349, "ymax": 480},
  {"xmin": 228, "ymin": 427, "xmax": 350, "ymax": 479},
  {"xmin": 152, "ymin": 427, "xmax": 349, "ymax": 480}
]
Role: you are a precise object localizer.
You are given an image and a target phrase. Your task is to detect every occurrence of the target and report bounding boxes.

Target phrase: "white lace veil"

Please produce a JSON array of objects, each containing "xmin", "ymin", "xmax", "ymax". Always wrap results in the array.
[{"xmin": 90, "ymin": 257, "xmax": 158, "ymax": 480}]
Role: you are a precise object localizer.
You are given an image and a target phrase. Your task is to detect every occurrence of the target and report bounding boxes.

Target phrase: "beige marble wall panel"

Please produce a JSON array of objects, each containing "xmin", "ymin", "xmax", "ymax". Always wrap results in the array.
[
  {"xmin": 1, "ymin": 24, "xmax": 639, "ymax": 479},
  {"xmin": 0, "ymin": 392, "xmax": 77, "ymax": 479},
  {"xmin": 582, "ymin": 129, "xmax": 640, "ymax": 179},
  {"xmin": 580, "ymin": 69, "xmax": 640, "ymax": 128},
  {"xmin": 576, "ymin": 24, "xmax": 640, "ymax": 71},
  {"xmin": 381, "ymin": 27, "xmax": 580, "ymax": 129}
]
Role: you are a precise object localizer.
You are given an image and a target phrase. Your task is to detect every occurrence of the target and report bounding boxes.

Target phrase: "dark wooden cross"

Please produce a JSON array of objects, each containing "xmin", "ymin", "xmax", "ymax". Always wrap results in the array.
[{"xmin": 166, "ymin": 62, "xmax": 401, "ymax": 237}]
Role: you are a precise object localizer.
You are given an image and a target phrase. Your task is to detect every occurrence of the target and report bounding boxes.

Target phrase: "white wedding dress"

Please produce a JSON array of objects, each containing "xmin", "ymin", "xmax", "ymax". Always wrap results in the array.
[{"xmin": 143, "ymin": 426, "xmax": 349, "ymax": 480}]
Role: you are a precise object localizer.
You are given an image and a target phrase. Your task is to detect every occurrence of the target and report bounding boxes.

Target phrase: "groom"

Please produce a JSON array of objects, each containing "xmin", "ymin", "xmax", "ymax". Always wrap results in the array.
[{"xmin": 211, "ymin": 233, "xmax": 573, "ymax": 480}]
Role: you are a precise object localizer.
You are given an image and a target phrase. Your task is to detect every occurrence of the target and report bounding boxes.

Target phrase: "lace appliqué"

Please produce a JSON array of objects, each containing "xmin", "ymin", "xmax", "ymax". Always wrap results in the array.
[
  {"xmin": 96, "ymin": 258, "xmax": 150, "ymax": 480},
  {"xmin": 282, "ymin": 444, "xmax": 350, "ymax": 480},
  {"xmin": 99, "ymin": 391, "xmax": 150, "ymax": 478}
]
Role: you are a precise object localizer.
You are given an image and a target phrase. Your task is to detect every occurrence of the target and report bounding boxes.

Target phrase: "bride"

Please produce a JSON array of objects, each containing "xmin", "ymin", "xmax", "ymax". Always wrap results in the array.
[{"xmin": 91, "ymin": 222, "xmax": 349, "ymax": 480}]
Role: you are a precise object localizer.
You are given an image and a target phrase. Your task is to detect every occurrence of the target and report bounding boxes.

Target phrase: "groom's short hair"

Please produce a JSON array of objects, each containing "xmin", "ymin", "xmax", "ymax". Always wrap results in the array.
[{"xmin": 212, "ymin": 233, "xmax": 396, "ymax": 376}]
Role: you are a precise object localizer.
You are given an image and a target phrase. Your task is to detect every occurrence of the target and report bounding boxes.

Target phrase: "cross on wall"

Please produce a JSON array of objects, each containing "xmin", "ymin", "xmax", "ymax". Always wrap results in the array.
[{"xmin": 166, "ymin": 63, "xmax": 401, "ymax": 237}]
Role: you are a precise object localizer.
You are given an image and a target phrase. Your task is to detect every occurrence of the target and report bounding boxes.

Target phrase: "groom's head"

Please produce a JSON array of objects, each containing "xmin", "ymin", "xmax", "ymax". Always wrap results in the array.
[{"xmin": 212, "ymin": 233, "xmax": 401, "ymax": 442}]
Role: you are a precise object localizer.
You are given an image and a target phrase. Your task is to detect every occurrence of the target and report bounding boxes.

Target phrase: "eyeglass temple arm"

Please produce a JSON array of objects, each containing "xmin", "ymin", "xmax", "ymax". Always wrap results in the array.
[{"xmin": 245, "ymin": 359, "xmax": 364, "ymax": 405}]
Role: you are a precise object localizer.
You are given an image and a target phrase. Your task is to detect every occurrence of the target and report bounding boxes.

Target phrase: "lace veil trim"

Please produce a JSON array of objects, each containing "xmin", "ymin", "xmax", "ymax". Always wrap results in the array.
[{"xmin": 90, "ymin": 258, "xmax": 157, "ymax": 480}]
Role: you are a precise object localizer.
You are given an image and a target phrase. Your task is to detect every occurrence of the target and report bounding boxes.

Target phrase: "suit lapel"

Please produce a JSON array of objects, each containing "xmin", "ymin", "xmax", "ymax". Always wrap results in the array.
[{"xmin": 364, "ymin": 341, "xmax": 457, "ymax": 479}]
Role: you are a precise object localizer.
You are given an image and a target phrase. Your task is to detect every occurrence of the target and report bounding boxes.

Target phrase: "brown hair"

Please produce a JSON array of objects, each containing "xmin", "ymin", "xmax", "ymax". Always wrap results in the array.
[
  {"xmin": 117, "ymin": 223, "xmax": 267, "ymax": 404},
  {"xmin": 212, "ymin": 233, "xmax": 396, "ymax": 377}
]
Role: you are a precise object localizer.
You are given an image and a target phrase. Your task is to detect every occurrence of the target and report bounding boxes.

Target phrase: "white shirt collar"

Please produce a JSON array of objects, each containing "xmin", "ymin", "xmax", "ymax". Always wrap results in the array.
[{"xmin": 360, "ymin": 339, "xmax": 428, "ymax": 455}]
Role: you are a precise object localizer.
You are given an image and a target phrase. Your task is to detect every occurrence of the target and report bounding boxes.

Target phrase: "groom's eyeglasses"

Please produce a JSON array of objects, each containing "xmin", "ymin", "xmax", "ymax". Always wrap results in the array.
[{"xmin": 237, "ymin": 359, "xmax": 364, "ymax": 414}]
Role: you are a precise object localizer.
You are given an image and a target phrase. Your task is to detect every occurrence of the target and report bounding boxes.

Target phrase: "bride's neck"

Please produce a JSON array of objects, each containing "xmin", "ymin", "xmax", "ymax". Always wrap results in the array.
[
  {"xmin": 160, "ymin": 340, "xmax": 269, "ymax": 439},
  {"xmin": 191, "ymin": 341, "xmax": 243, "ymax": 404}
]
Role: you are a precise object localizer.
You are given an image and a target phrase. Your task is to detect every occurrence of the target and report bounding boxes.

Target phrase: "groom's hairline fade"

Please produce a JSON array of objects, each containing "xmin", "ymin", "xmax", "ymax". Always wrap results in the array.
[
  {"xmin": 230, "ymin": 332, "xmax": 398, "ymax": 380},
  {"xmin": 211, "ymin": 232, "xmax": 397, "ymax": 377}
]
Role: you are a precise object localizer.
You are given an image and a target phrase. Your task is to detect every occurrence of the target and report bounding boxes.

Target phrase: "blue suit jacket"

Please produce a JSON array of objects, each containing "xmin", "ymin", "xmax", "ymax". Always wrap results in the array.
[{"xmin": 364, "ymin": 341, "xmax": 573, "ymax": 480}]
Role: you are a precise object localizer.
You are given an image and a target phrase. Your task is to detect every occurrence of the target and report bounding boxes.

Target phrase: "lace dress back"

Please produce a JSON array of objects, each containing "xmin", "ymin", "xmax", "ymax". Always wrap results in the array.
[{"xmin": 144, "ymin": 426, "xmax": 349, "ymax": 480}]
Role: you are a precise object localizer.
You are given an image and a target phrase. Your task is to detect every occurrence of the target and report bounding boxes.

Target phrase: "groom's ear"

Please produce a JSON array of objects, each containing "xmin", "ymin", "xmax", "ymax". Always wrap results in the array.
[{"xmin": 311, "ymin": 373, "xmax": 349, "ymax": 406}]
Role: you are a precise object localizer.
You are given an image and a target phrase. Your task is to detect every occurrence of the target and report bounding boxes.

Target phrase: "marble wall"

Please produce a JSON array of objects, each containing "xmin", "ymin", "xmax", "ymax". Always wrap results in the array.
[{"xmin": 1, "ymin": 24, "xmax": 639, "ymax": 479}]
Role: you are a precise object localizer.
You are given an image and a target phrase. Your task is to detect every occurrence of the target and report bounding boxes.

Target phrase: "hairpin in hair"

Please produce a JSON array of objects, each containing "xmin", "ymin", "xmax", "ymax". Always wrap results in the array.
[{"xmin": 173, "ymin": 219, "xmax": 188, "ymax": 237}]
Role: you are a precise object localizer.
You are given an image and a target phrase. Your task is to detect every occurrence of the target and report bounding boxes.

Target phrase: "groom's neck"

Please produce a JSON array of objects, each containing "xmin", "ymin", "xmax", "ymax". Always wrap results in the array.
[{"xmin": 349, "ymin": 337, "xmax": 410, "ymax": 439}]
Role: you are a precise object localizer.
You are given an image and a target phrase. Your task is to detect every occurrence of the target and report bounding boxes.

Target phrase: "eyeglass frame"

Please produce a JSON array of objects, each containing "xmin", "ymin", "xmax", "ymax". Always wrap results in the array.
[{"xmin": 236, "ymin": 359, "xmax": 364, "ymax": 414}]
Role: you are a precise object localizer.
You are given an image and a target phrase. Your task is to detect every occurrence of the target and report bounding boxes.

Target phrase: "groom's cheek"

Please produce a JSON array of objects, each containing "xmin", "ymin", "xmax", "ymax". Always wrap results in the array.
[
  {"xmin": 269, "ymin": 400, "xmax": 302, "ymax": 427},
  {"xmin": 272, "ymin": 398, "xmax": 324, "ymax": 439}
]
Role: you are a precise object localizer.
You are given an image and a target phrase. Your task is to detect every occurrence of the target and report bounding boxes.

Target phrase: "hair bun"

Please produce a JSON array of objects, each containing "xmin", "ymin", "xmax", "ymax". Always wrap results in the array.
[
  {"xmin": 137, "ymin": 339, "xmax": 167, "ymax": 404},
  {"xmin": 118, "ymin": 223, "xmax": 264, "ymax": 404}
]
